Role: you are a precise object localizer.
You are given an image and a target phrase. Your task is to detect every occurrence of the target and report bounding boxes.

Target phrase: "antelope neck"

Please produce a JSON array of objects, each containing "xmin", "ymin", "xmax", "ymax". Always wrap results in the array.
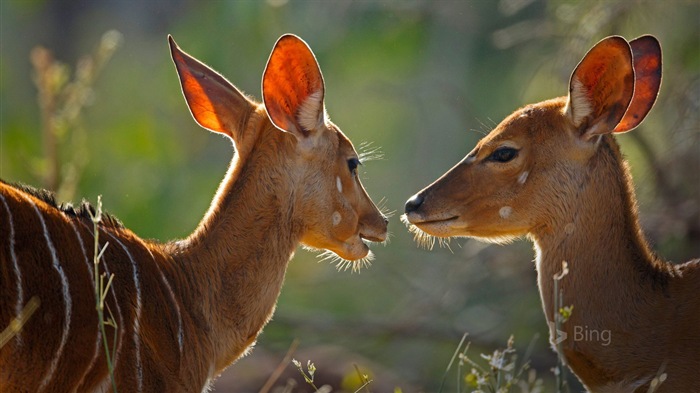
[
  {"xmin": 165, "ymin": 128, "xmax": 302, "ymax": 372},
  {"xmin": 530, "ymin": 135, "xmax": 670, "ymax": 336}
]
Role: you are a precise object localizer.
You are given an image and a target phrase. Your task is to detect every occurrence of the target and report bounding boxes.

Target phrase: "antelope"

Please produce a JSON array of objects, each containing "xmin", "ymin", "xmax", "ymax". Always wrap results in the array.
[
  {"xmin": 0, "ymin": 34, "xmax": 388, "ymax": 392},
  {"xmin": 403, "ymin": 35, "xmax": 700, "ymax": 392}
]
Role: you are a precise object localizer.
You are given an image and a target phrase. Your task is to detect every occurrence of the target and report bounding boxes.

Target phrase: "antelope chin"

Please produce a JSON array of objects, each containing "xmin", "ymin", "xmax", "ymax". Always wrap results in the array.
[
  {"xmin": 338, "ymin": 234, "xmax": 371, "ymax": 261},
  {"xmin": 316, "ymin": 238, "xmax": 375, "ymax": 273}
]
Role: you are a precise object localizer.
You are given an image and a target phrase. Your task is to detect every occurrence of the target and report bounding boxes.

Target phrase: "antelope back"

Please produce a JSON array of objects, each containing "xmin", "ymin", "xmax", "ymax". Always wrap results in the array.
[
  {"xmin": 0, "ymin": 182, "xmax": 187, "ymax": 391},
  {"xmin": 404, "ymin": 35, "xmax": 661, "ymax": 242}
]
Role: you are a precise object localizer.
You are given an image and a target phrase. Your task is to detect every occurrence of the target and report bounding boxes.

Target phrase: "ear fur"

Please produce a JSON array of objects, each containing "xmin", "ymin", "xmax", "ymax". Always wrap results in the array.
[
  {"xmin": 262, "ymin": 34, "xmax": 326, "ymax": 139},
  {"xmin": 169, "ymin": 35, "xmax": 254, "ymax": 139},
  {"xmin": 613, "ymin": 35, "xmax": 662, "ymax": 133},
  {"xmin": 565, "ymin": 36, "xmax": 634, "ymax": 139}
]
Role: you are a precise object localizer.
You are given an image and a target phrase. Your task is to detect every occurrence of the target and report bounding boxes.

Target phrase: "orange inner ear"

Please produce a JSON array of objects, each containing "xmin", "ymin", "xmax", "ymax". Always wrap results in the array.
[
  {"xmin": 177, "ymin": 59, "xmax": 225, "ymax": 133},
  {"xmin": 263, "ymin": 35, "xmax": 324, "ymax": 134},
  {"xmin": 572, "ymin": 37, "xmax": 634, "ymax": 132},
  {"xmin": 170, "ymin": 40, "xmax": 226, "ymax": 134},
  {"xmin": 613, "ymin": 36, "xmax": 662, "ymax": 133},
  {"xmin": 170, "ymin": 36, "xmax": 253, "ymax": 138}
]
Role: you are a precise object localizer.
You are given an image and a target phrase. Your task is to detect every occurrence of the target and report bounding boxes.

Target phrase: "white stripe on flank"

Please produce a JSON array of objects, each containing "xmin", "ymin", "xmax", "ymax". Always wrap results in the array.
[
  {"xmin": 23, "ymin": 195, "xmax": 72, "ymax": 391},
  {"xmin": 68, "ymin": 220, "xmax": 101, "ymax": 390},
  {"xmin": 147, "ymin": 247, "xmax": 184, "ymax": 355},
  {"xmin": 79, "ymin": 221, "xmax": 125, "ymax": 380},
  {"xmin": 0, "ymin": 194, "xmax": 23, "ymax": 343},
  {"xmin": 107, "ymin": 233, "xmax": 143, "ymax": 393}
]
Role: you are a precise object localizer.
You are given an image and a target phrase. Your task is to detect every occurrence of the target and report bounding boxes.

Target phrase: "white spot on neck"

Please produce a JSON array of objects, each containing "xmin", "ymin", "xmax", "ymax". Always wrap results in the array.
[
  {"xmin": 518, "ymin": 171, "xmax": 529, "ymax": 185},
  {"xmin": 499, "ymin": 206, "xmax": 513, "ymax": 219},
  {"xmin": 332, "ymin": 211, "xmax": 342, "ymax": 226},
  {"xmin": 336, "ymin": 176, "xmax": 343, "ymax": 193},
  {"xmin": 298, "ymin": 90, "xmax": 325, "ymax": 131}
]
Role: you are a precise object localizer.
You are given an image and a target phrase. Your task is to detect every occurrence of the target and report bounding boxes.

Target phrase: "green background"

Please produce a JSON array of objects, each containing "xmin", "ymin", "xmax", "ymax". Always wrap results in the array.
[{"xmin": 1, "ymin": 0, "xmax": 698, "ymax": 391}]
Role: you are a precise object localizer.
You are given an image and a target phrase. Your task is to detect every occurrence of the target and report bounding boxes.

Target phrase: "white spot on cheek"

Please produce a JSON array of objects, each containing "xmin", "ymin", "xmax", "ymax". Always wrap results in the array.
[
  {"xmin": 336, "ymin": 176, "xmax": 343, "ymax": 193},
  {"xmin": 518, "ymin": 171, "xmax": 529, "ymax": 185},
  {"xmin": 499, "ymin": 206, "xmax": 513, "ymax": 219},
  {"xmin": 332, "ymin": 211, "xmax": 342, "ymax": 226},
  {"xmin": 565, "ymin": 223, "xmax": 575, "ymax": 235}
]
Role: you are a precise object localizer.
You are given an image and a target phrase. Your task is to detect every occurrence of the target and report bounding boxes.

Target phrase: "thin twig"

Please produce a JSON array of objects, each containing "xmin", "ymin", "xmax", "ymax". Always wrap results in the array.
[
  {"xmin": 553, "ymin": 261, "xmax": 570, "ymax": 393},
  {"xmin": 438, "ymin": 332, "xmax": 468, "ymax": 393},
  {"xmin": 0, "ymin": 296, "xmax": 40, "ymax": 348},
  {"xmin": 259, "ymin": 339, "xmax": 300, "ymax": 393},
  {"xmin": 352, "ymin": 363, "xmax": 373, "ymax": 393},
  {"xmin": 89, "ymin": 196, "xmax": 118, "ymax": 393}
]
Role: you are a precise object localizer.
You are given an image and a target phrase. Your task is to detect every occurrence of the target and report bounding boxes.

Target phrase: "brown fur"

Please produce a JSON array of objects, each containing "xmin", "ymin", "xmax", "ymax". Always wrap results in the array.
[
  {"xmin": 0, "ymin": 34, "xmax": 387, "ymax": 392},
  {"xmin": 404, "ymin": 36, "xmax": 699, "ymax": 392}
]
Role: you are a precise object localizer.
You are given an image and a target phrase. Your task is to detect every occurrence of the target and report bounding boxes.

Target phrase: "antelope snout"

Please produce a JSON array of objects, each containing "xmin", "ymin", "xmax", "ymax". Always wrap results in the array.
[
  {"xmin": 361, "ymin": 213, "xmax": 389, "ymax": 243},
  {"xmin": 404, "ymin": 193, "xmax": 424, "ymax": 214}
]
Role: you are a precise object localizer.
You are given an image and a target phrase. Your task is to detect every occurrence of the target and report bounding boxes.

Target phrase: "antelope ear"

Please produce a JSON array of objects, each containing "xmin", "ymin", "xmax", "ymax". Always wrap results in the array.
[
  {"xmin": 169, "ymin": 35, "xmax": 254, "ymax": 140},
  {"xmin": 565, "ymin": 36, "xmax": 634, "ymax": 139},
  {"xmin": 262, "ymin": 34, "xmax": 326, "ymax": 139},
  {"xmin": 613, "ymin": 35, "xmax": 662, "ymax": 133}
]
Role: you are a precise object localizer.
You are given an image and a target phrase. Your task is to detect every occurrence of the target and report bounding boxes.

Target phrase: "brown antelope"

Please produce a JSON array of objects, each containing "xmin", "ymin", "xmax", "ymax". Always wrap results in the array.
[
  {"xmin": 0, "ymin": 34, "xmax": 387, "ymax": 392},
  {"xmin": 403, "ymin": 35, "xmax": 700, "ymax": 392}
]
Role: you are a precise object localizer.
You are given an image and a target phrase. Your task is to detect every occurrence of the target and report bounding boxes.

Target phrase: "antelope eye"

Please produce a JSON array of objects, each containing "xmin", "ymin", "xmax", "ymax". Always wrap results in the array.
[
  {"xmin": 347, "ymin": 157, "xmax": 361, "ymax": 175},
  {"xmin": 489, "ymin": 147, "xmax": 519, "ymax": 163}
]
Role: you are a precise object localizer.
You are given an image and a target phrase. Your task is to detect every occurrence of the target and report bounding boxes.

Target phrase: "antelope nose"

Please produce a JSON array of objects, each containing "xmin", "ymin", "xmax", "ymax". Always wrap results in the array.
[{"xmin": 404, "ymin": 194, "xmax": 424, "ymax": 214}]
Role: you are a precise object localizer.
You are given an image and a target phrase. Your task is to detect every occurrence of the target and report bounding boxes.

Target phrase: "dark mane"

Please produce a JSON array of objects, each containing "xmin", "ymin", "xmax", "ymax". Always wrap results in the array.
[{"xmin": 3, "ymin": 180, "xmax": 125, "ymax": 230}]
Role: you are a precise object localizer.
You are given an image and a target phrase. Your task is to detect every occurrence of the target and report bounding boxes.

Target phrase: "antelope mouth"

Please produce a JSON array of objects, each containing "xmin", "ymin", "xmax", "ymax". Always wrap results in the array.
[
  {"xmin": 316, "ymin": 234, "xmax": 378, "ymax": 273},
  {"xmin": 411, "ymin": 216, "xmax": 459, "ymax": 226},
  {"xmin": 401, "ymin": 213, "xmax": 463, "ymax": 241},
  {"xmin": 403, "ymin": 213, "xmax": 459, "ymax": 227},
  {"xmin": 359, "ymin": 232, "xmax": 387, "ymax": 243},
  {"xmin": 337, "ymin": 232, "xmax": 376, "ymax": 260},
  {"xmin": 401, "ymin": 214, "xmax": 459, "ymax": 249}
]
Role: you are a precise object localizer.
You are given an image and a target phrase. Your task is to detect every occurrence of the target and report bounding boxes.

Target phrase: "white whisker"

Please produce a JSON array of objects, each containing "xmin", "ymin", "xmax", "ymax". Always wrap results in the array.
[
  {"xmin": 357, "ymin": 141, "xmax": 384, "ymax": 163},
  {"xmin": 316, "ymin": 250, "xmax": 374, "ymax": 273},
  {"xmin": 400, "ymin": 214, "xmax": 452, "ymax": 251}
]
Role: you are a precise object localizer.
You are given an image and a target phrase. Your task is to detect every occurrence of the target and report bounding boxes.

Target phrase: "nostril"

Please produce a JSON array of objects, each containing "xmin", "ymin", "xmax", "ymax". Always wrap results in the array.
[
  {"xmin": 404, "ymin": 194, "xmax": 424, "ymax": 214},
  {"xmin": 383, "ymin": 216, "xmax": 389, "ymax": 226}
]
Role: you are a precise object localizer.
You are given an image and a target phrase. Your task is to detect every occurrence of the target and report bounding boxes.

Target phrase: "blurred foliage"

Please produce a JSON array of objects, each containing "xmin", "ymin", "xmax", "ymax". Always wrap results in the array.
[{"xmin": 1, "ymin": 0, "xmax": 698, "ymax": 392}]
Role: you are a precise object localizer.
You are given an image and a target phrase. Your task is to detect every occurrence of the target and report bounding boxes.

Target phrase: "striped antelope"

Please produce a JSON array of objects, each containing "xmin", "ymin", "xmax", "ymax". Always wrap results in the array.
[
  {"xmin": 404, "ymin": 36, "xmax": 700, "ymax": 392},
  {"xmin": 0, "ymin": 34, "xmax": 388, "ymax": 392}
]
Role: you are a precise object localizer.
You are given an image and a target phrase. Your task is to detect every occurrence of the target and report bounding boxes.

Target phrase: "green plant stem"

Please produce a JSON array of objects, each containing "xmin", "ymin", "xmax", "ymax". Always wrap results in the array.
[
  {"xmin": 553, "ymin": 261, "xmax": 570, "ymax": 393},
  {"xmin": 90, "ymin": 197, "xmax": 117, "ymax": 393}
]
